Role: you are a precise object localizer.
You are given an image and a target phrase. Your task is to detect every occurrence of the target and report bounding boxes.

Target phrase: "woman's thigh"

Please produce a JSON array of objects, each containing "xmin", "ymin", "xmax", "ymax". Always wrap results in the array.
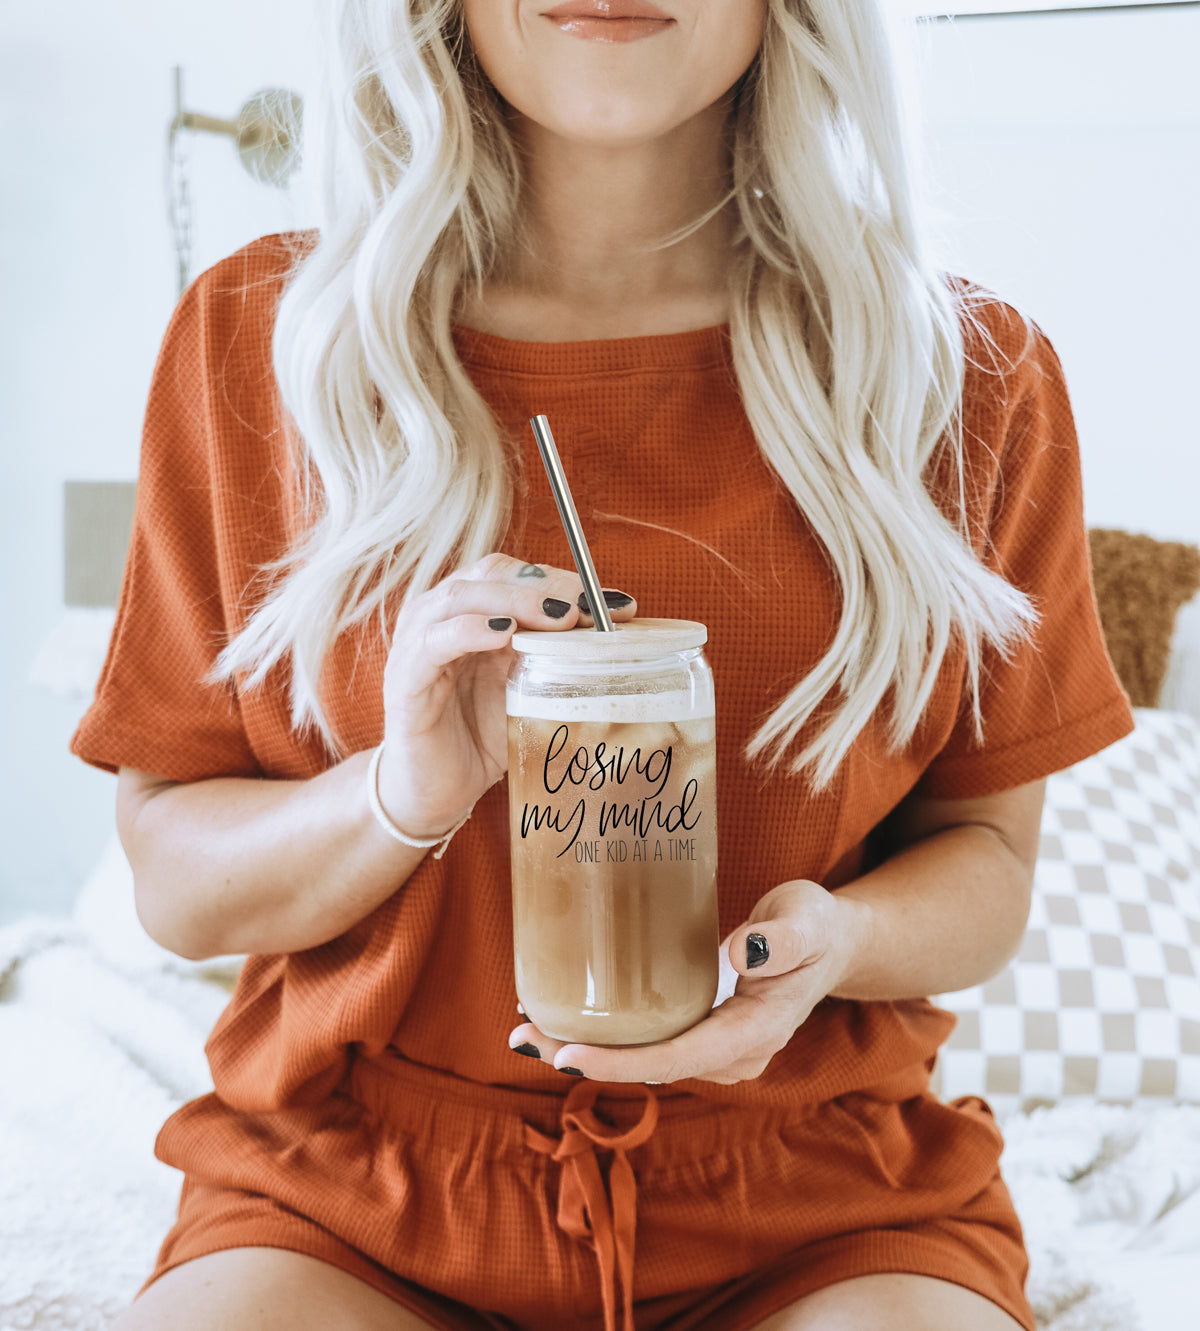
[
  {"xmin": 753, "ymin": 1273, "xmax": 1027, "ymax": 1331},
  {"xmin": 107, "ymin": 1247, "xmax": 439, "ymax": 1331}
]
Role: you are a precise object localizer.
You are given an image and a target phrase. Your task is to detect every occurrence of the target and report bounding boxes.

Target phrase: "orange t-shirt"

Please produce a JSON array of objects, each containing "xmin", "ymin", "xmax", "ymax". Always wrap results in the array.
[{"xmin": 72, "ymin": 232, "xmax": 1133, "ymax": 1115}]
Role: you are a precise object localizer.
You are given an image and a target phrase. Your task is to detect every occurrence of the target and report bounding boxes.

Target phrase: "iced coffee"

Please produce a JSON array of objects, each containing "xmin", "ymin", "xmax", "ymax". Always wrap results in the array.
[{"xmin": 507, "ymin": 619, "xmax": 719, "ymax": 1046}]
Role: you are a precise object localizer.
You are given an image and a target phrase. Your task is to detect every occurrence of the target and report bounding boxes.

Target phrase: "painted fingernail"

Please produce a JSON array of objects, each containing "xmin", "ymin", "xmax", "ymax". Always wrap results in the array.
[
  {"xmin": 558, "ymin": 1066, "xmax": 585, "ymax": 1077},
  {"xmin": 518, "ymin": 564, "xmax": 547, "ymax": 579},
  {"xmin": 577, "ymin": 589, "xmax": 634, "ymax": 614},
  {"xmin": 512, "ymin": 1042, "xmax": 541, "ymax": 1059},
  {"xmin": 542, "ymin": 597, "xmax": 572, "ymax": 619},
  {"xmin": 488, "ymin": 617, "xmax": 513, "ymax": 631},
  {"xmin": 746, "ymin": 933, "xmax": 769, "ymax": 969}
]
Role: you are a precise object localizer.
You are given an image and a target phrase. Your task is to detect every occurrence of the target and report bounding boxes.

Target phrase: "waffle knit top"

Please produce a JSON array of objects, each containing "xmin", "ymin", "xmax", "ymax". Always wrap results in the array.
[{"xmin": 71, "ymin": 232, "xmax": 1134, "ymax": 1113}]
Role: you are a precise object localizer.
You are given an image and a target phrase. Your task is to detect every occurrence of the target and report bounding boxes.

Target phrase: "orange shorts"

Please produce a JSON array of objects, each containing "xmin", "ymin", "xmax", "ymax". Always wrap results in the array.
[{"xmin": 144, "ymin": 1054, "xmax": 1034, "ymax": 1331}]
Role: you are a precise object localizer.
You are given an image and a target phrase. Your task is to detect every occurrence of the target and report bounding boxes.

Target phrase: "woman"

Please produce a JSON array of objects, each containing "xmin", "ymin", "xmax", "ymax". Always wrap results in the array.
[{"xmin": 73, "ymin": 1, "xmax": 1133, "ymax": 1328}]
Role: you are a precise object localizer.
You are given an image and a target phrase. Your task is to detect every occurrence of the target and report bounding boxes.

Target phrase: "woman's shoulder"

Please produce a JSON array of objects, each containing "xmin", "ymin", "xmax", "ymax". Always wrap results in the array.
[
  {"xmin": 159, "ymin": 229, "xmax": 318, "ymax": 419},
  {"xmin": 943, "ymin": 274, "xmax": 1060, "ymax": 403},
  {"xmin": 181, "ymin": 228, "xmax": 317, "ymax": 325},
  {"xmin": 937, "ymin": 275, "xmax": 1076, "ymax": 480},
  {"xmin": 144, "ymin": 231, "xmax": 319, "ymax": 484},
  {"xmin": 925, "ymin": 277, "xmax": 1086, "ymax": 566}
]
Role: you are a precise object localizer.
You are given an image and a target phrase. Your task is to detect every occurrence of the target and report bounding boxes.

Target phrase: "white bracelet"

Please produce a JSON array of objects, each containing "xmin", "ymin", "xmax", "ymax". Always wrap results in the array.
[{"xmin": 366, "ymin": 742, "xmax": 474, "ymax": 860}]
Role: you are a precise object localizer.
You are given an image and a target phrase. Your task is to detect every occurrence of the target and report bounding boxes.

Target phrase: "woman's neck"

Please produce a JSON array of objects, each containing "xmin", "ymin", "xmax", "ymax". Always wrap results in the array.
[{"xmin": 456, "ymin": 103, "xmax": 738, "ymax": 341}]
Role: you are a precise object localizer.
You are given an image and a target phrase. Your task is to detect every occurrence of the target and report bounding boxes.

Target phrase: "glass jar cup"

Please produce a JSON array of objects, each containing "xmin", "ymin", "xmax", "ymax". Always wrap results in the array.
[{"xmin": 506, "ymin": 618, "xmax": 719, "ymax": 1046}]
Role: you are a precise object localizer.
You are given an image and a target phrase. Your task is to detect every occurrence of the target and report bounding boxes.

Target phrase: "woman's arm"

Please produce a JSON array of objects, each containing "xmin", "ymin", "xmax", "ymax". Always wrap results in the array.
[
  {"xmin": 829, "ymin": 778, "xmax": 1045, "ymax": 1001},
  {"xmin": 117, "ymin": 755, "xmax": 427, "ymax": 960},
  {"xmin": 509, "ymin": 779, "xmax": 1046, "ymax": 1083},
  {"xmin": 119, "ymin": 555, "xmax": 636, "ymax": 961}
]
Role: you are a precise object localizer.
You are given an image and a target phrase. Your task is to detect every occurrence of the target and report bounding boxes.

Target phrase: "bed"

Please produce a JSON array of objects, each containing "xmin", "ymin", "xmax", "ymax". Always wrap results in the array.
[{"xmin": 5, "ymin": 537, "xmax": 1200, "ymax": 1330}]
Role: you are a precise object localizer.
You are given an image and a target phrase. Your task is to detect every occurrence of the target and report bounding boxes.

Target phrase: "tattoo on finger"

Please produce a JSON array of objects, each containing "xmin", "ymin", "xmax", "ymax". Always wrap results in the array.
[{"xmin": 517, "ymin": 563, "xmax": 547, "ymax": 579}]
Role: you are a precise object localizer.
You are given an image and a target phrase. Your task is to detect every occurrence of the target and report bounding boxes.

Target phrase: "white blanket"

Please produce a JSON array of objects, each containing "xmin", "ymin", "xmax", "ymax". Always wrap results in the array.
[{"xmin": 2, "ymin": 916, "xmax": 1198, "ymax": 1331}]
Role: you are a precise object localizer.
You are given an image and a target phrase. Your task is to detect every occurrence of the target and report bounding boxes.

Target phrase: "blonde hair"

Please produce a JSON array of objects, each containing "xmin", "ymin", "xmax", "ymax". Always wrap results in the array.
[{"xmin": 216, "ymin": 0, "xmax": 1036, "ymax": 790}]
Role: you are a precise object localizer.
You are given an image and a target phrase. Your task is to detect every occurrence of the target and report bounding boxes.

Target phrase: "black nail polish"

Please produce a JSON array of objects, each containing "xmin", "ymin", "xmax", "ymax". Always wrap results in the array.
[
  {"xmin": 512, "ymin": 1042, "xmax": 541, "ymax": 1059},
  {"xmin": 577, "ymin": 589, "xmax": 634, "ymax": 614},
  {"xmin": 518, "ymin": 563, "xmax": 547, "ymax": 579},
  {"xmin": 542, "ymin": 597, "xmax": 572, "ymax": 619},
  {"xmin": 488, "ymin": 617, "xmax": 513, "ymax": 631},
  {"xmin": 746, "ymin": 933, "xmax": 769, "ymax": 969},
  {"xmin": 558, "ymin": 1066, "xmax": 585, "ymax": 1077}
]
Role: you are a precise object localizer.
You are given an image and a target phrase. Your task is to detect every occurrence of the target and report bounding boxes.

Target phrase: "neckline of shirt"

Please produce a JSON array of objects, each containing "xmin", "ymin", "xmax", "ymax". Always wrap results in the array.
[{"xmin": 450, "ymin": 321, "xmax": 733, "ymax": 376}]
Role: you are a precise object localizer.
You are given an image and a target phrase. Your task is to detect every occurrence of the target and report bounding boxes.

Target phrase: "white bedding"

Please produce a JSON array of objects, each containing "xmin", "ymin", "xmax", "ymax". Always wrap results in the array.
[{"xmin": 1, "ymin": 915, "xmax": 1198, "ymax": 1330}]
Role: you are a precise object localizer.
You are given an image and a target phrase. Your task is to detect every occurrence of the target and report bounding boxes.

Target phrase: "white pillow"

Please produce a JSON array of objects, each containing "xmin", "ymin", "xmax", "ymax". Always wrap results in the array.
[
  {"xmin": 1160, "ymin": 593, "xmax": 1200, "ymax": 723},
  {"xmin": 933, "ymin": 710, "xmax": 1200, "ymax": 1113},
  {"xmin": 72, "ymin": 833, "xmax": 244, "ymax": 988}
]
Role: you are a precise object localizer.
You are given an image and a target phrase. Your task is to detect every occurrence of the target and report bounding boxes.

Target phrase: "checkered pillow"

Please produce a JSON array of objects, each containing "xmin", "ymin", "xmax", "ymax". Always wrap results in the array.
[{"xmin": 932, "ymin": 709, "xmax": 1200, "ymax": 1112}]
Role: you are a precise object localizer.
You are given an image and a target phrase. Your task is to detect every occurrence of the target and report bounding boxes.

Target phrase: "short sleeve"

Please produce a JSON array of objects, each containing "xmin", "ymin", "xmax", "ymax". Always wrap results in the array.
[
  {"xmin": 70, "ymin": 279, "xmax": 262, "ymax": 782},
  {"xmin": 914, "ymin": 321, "xmax": 1134, "ymax": 799}
]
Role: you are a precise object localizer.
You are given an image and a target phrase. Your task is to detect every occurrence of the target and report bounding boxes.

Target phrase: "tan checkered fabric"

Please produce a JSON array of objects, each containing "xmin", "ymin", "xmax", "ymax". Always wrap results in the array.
[{"xmin": 934, "ymin": 710, "xmax": 1200, "ymax": 1111}]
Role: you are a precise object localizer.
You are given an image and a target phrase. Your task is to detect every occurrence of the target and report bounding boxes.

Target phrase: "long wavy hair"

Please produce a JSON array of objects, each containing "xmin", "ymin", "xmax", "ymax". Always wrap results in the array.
[{"xmin": 214, "ymin": 0, "xmax": 1036, "ymax": 790}]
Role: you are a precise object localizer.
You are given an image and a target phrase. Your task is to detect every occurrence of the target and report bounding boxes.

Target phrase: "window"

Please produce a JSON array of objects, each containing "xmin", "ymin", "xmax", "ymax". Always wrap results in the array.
[{"xmin": 899, "ymin": 1, "xmax": 1194, "ymax": 15}]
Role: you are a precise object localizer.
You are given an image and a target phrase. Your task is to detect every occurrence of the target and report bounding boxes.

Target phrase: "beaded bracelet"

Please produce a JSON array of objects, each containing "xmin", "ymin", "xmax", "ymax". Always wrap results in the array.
[{"xmin": 366, "ymin": 742, "xmax": 474, "ymax": 860}]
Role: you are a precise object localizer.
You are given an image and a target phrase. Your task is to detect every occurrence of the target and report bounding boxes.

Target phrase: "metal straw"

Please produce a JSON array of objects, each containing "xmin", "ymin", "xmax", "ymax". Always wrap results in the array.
[{"xmin": 529, "ymin": 415, "xmax": 615, "ymax": 632}]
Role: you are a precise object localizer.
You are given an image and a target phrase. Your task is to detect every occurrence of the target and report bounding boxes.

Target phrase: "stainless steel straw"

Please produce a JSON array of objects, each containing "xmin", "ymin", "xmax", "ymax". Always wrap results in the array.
[{"xmin": 529, "ymin": 415, "xmax": 615, "ymax": 632}]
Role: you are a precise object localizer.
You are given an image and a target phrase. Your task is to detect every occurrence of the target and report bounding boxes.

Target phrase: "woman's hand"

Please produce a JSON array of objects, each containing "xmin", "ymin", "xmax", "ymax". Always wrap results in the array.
[
  {"xmin": 377, "ymin": 553, "xmax": 636, "ymax": 841},
  {"xmin": 508, "ymin": 879, "xmax": 867, "ymax": 1085}
]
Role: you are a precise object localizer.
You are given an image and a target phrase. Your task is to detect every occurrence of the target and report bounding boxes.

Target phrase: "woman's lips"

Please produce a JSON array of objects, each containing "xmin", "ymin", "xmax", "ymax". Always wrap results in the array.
[
  {"xmin": 542, "ymin": 16, "xmax": 674, "ymax": 42},
  {"xmin": 541, "ymin": 1, "xmax": 672, "ymax": 17}
]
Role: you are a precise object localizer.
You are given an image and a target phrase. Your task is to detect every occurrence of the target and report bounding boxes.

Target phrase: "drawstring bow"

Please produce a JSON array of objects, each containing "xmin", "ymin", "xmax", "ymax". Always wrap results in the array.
[{"xmin": 524, "ymin": 1081, "xmax": 660, "ymax": 1331}]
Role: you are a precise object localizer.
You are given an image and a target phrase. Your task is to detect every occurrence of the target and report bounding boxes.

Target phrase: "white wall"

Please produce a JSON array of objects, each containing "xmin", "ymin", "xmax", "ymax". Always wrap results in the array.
[
  {"xmin": 914, "ymin": 5, "xmax": 1200, "ymax": 545},
  {"xmin": 1, "ymin": 2, "xmax": 1197, "ymax": 921},
  {"xmin": 1, "ymin": 0, "xmax": 319, "ymax": 922}
]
